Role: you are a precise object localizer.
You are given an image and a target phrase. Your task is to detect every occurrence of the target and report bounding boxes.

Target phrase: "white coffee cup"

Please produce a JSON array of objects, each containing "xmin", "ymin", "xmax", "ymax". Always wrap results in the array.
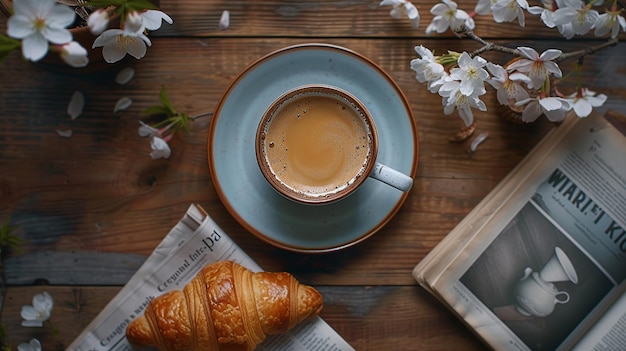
[{"xmin": 256, "ymin": 84, "xmax": 413, "ymax": 205}]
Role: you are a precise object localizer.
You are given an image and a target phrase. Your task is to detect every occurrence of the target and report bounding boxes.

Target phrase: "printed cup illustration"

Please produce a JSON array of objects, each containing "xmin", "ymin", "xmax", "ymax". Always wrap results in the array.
[
  {"xmin": 255, "ymin": 84, "xmax": 413, "ymax": 205},
  {"xmin": 514, "ymin": 247, "xmax": 578, "ymax": 317}
]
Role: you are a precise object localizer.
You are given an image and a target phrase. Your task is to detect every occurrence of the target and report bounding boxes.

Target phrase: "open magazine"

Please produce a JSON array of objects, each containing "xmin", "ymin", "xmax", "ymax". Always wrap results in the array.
[
  {"xmin": 413, "ymin": 111, "xmax": 626, "ymax": 351},
  {"xmin": 68, "ymin": 204, "xmax": 354, "ymax": 351}
]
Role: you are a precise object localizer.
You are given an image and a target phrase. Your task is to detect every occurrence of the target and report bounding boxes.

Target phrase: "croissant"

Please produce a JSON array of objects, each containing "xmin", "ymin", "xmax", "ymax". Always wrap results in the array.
[{"xmin": 126, "ymin": 260, "xmax": 323, "ymax": 351}]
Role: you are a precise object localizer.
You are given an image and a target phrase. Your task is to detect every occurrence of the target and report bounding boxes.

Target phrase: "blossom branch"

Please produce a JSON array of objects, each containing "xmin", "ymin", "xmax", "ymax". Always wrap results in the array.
[
  {"xmin": 2, "ymin": 0, "xmax": 173, "ymax": 68},
  {"xmin": 457, "ymin": 26, "xmax": 620, "ymax": 63},
  {"xmin": 456, "ymin": 26, "xmax": 521, "ymax": 57},
  {"xmin": 555, "ymin": 38, "xmax": 619, "ymax": 63},
  {"xmin": 384, "ymin": 0, "xmax": 622, "ymax": 144},
  {"xmin": 138, "ymin": 88, "xmax": 214, "ymax": 160}
]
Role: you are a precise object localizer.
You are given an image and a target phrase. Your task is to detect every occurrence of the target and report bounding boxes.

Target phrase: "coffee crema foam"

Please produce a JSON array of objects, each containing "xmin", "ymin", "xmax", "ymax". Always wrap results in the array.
[{"xmin": 263, "ymin": 93, "xmax": 371, "ymax": 197}]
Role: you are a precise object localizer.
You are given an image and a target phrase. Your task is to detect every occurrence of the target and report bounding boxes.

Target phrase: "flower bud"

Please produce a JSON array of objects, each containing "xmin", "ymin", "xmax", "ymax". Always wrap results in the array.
[
  {"xmin": 88, "ymin": 9, "xmax": 110, "ymax": 35},
  {"xmin": 125, "ymin": 11, "xmax": 145, "ymax": 34}
]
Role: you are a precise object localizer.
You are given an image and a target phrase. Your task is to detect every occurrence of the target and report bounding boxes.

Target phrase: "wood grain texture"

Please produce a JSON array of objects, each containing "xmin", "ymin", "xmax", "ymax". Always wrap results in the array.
[
  {"xmin": 0, "ymin": 1, "xmax": 625, "ymax": 350},
  {"xmin": 1, "ymin": 38, "xmax": 622, "ymax": 287},
  {"xmin": 1, "ymin": 285, "xmax": 486, "ymax": 351},
  {"xmin": 152, "ymin": 0, "xmax": 626, "ymax": 41}
]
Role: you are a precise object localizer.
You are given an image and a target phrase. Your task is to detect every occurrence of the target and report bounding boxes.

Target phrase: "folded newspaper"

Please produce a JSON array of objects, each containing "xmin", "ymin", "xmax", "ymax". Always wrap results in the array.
[
  {"xmin": 68, "ymin": 204, "xmax": 355, "ymax": 351},
  {"xmin": 413, "ymin": 111, "xmax": 626, "ymax": 351}
]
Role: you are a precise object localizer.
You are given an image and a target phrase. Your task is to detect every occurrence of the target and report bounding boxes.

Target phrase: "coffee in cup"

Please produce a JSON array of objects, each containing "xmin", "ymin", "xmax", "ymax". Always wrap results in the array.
[{"xmin": 256, "ymin": 84, "xmax": 412, "ymax": 205}]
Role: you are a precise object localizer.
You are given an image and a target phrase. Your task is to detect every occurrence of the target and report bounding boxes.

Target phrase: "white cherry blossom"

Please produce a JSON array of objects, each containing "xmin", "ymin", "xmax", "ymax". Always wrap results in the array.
[
  {"xmin": 428, "ymin": 71, "xmax": 452, "ymax": 94},
  {"xmin": 506, "ymin": 47, "xmax": 562, "ymax": 90},
  {"xmin": 552, "ymin": 5, "xmax": 599, "ymax": 36},
  {"xmin": 486, "ymin": 62, "xmax": 531, "ymax": 105},
  {"xmin": 138, "ymin": 121, "xmax": 161, "ymax": 137},
  {"xmin": 380, "ymin": 0, "xmax": 420, "ymax": 28},
  {"xmin": 21, "ymin": 291, "xmax": 54, "ymax": 327},
  {"xmin": 528, "ymin": 1, "xmax": 580, "ymax": 38},
  {"xmin": 150, "ymin": 136, "xmax": 172, "ymax": 159},
  {"xmin": 474, "ymin": 0, "xmax": 497, "ymax": 15},
  {"xmin": 527, "ymin": 3, "xmax": 556, "ymax": 28},
  {"xmin": 464, "ymin": 16, "xmax": 476, "ymax": 31},
  {"xmin": 567, "ymin": 88, "xmax": 607, "ymax": 118},
  {"xmin": 439, "ymin": 80, "xmax": 487, "ymax": 126},
  {"xmin": 593, "ymin": 9, "xmax": 626, "ymax": 38},
  {"xmin": 517, "ymin": 96, "xmax": 572, "ymax": 122},
  {"xmin": 410, "ymin": 45, "xmax": 451, "ymax": 94},
  {"xmin": 449, "ymin": 52, "xmax": 488, "ymax": 96},
  {"xmin": 138, "ymin": 120, "xmax": 178, "ymax": 138},
  {"xmin": 142, "ymin": 10, "xmax": 174, "ymax": 31},
  {"xmin": 492, "ymin": 0, "xmax": 529, "ymax": 26},
  {"xmin": 92, "ymin": 14, "xmax": 152, "ymax": 64},
  {"xmin": 410, "ymin": 45, "xmax": 445, "ymax": 84},
  {"xmin": 558, "ymin": 22, "xmax": 577, "ymax": 39},
  {"xmin": 7, "ymin": 0, "xmax": 75, "ymax": 61},
  {"xmin": 426, "ymin": 0, "xmax": 473, "ymax": 34},
  {"xmin": 401, "ymin": 0, "xmax": 613, "ymax": 126},
  {"xmin": 556, "ymin": 0, "xmax": 585, "ymax": 8}
]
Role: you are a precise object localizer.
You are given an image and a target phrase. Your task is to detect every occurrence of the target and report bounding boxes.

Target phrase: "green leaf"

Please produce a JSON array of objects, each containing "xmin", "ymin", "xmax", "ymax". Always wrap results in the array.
[
  {"xmin": 179, "ymin": 113, "xmax": 191, "ymax": 132},
  {"xmin": 0, "ymin": 217, "xmax": 23, "ymax": 251},
  {"xmin": 125, "ymin": 0, "xmax": 158, "ymax": 10},
  {"xmin": 86, "ymin": 0, "xmax": 126, "ymax": 7},
  {"xmin": 158, "ymin": 87, "xmax": 176, "ymax": 115},
  {"xmin": 0, "ymin": 35, "xmax": 21, "ymax": 63},
  {"xmin": 141, "ymin": 105, "xmax": 171, "ymax": 116},
  {"xmin": 0, "ymin": 35, "xmax": 20, "ymax": 48},
  {"xmin": 86, "ymin": 0, "xmax": 158, "ymax": 13}
]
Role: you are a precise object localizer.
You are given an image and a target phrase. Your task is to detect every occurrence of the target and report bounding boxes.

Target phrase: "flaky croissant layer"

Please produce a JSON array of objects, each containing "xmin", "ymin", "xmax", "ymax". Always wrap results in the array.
[{"xmin": 126, "ymin": 260, "xmax": 323, "ymax": 351}]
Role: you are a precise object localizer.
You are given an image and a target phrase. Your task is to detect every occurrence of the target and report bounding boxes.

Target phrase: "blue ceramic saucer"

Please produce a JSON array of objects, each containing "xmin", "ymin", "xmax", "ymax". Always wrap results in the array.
[{"xmin": 208, "ymin": 43, "xmax": 419, "ymax": 253}]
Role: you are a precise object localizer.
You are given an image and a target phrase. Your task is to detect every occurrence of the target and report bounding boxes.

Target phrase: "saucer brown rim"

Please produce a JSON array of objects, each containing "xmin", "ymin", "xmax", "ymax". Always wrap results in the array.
[{"xmin": 208, "ymin": 43, "xmax": 419, "ymax": 253}]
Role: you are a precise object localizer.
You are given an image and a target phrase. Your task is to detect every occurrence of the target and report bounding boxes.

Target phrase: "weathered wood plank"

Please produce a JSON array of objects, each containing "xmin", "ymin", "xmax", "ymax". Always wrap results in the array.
[
  {"xmin": 4, "ymin": 251, "xmax": 146, "ymax": 286},
  {"xmin": 0, "ymin": 1, "xmax": 624, "ymax": 350},
  {"xmin": 0, "ymin": 285, "xmax": 485, "ymax": 351},
  {"xmin": 3, "ymin": 2, "xmax": 624, "ymax": 41},
  {"xmin": 153, "ymin": 0, "xmax": 626, "ymax": 41},
  {"xmin": 0, "ymin": 37, "xmax": 624, "ymax": 286},
  {"xmin": 1, "ymin": 176, "xmax": 498, "ymax": 286}
]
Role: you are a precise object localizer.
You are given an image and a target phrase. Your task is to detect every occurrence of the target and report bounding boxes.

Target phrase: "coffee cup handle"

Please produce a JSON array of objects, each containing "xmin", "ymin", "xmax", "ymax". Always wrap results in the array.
[
  {"xmin": 369, "ymin": 162, "xmax": 413, "ymax": 192},
  {"xmin": 555, "ymin": 291, "xmax": 570, "ymax": 304}
]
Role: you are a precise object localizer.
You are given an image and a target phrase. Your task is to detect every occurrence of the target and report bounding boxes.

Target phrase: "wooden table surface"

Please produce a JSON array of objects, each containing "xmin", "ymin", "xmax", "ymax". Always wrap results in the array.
[{"xmin": 1, "ymin": 1, "xmax": 624, "ymax": 350}]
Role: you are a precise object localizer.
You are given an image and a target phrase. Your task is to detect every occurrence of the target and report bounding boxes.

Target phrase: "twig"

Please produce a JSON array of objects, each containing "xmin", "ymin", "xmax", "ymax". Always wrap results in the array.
[
  {"xmin": 191, "ymin": 112, "xmax": 213, "ymax": 120},
  {"xmin": 461, "ymin": 29, "xmax": 520, "ymax": 57},
  {"xmin": 555, "ymin": 38, "xmax": 619, "ymax": 63},
  {"xmin": 456, "ymin": 26, "xmax": 620, "ymax": 63}
]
